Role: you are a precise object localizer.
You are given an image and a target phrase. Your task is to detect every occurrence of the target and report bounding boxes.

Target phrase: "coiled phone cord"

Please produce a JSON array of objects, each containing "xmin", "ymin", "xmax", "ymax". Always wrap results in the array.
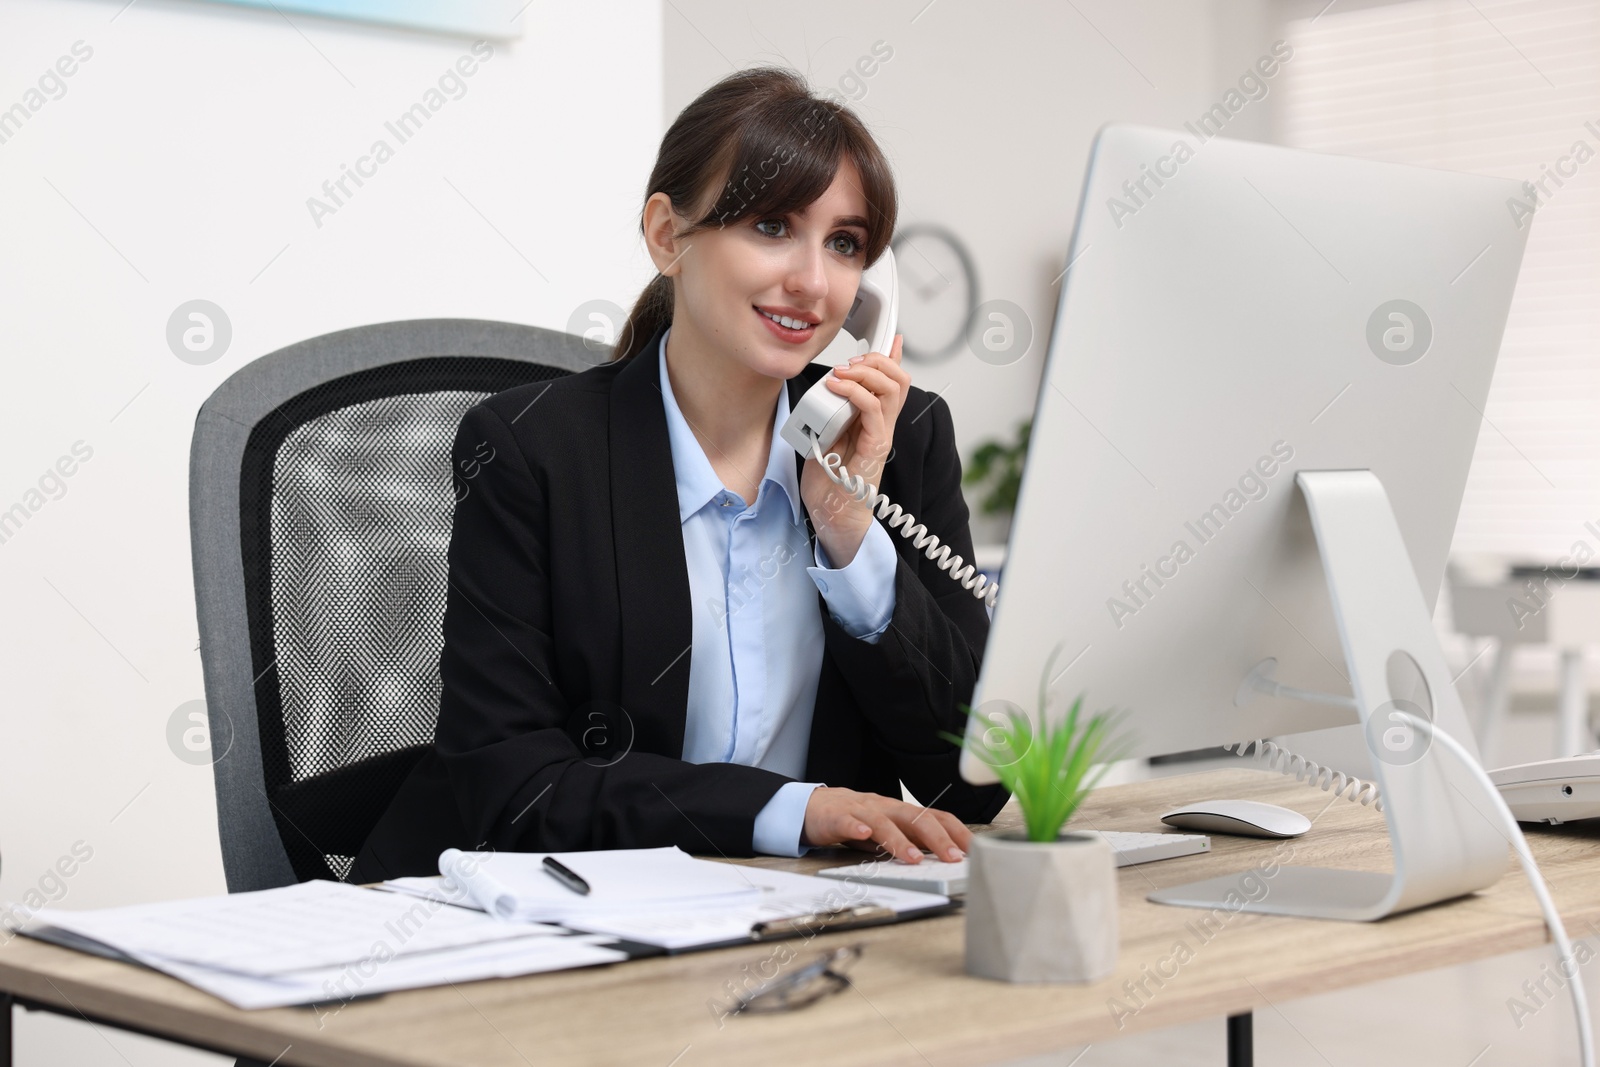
[
  {"xmin": 1224, "ymin": 737, "xmax": 1385, "ymax": 811},
  {"xmin": 809, "ymin": 438, "xmax": 1000, "ymax": 608}
]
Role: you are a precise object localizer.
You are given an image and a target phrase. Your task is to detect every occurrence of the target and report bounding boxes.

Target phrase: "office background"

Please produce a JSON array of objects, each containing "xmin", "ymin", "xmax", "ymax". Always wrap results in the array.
[{"xmin": 1, "ymin": 0, "xmax": 1595, "ymax": 1062}]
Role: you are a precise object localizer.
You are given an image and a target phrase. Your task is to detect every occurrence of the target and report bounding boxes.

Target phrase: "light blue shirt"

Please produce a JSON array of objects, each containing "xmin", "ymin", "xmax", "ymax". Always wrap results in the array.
[{"xmin": 657, "ymin": 329, "xmax": 899, "ymax": 856}]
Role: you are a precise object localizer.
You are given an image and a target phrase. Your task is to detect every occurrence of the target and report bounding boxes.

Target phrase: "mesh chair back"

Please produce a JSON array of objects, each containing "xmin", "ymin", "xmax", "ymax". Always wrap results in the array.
[{"xmin": 191, "ymin": 321, "xmax": 600, "ymax": 890}]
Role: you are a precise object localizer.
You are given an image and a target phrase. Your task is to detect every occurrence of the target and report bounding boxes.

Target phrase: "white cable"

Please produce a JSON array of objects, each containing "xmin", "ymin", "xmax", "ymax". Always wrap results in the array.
[
  {"xmin": 1223, "ymin": 738, "xmax": 1385, "ymax": 811},
  {"xmin": 1393, "ymin": 711, "xmax": 1594, "ymax": 1067},
  {"xmin": 809, "ymin": 438, "xmax": 999, "ymax": 608}
]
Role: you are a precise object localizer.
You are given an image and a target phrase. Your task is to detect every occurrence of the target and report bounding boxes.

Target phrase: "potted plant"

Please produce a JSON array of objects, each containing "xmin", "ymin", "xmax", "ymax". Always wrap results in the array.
[
  {"xmin": 962, "ymin": 419, "xmax": 1030, "ymax": 544},
  {"xmin": 943, "ymin": 646, "xmax": 1133, "ymax": 983}
]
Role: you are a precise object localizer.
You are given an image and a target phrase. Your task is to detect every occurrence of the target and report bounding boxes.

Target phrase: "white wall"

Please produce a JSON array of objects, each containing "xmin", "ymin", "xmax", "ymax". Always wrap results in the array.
[{"xmin": 0, "ymin": 1, "xmax": 661, "ymax": 1062}]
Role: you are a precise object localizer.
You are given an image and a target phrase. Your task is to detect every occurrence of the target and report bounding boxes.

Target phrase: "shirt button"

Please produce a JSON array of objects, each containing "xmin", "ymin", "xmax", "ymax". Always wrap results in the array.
[{"xmin": 816, "ymin": 578, "xmax": 830, "ymax": 594}]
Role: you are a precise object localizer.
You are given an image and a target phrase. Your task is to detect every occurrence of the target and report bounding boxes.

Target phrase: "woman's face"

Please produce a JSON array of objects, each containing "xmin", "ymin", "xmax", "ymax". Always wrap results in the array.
[{"xmin": 654, "ymin": 157, "xmax": 872, "ymax": 382}]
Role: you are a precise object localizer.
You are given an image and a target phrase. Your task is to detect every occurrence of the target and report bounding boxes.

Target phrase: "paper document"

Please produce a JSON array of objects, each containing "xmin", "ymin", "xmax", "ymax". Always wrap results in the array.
[
  {"xmin": 31, "ymin": 880, "xmax": 564, "ymax": 975},
  {"xmin": 432, "ymin": 846, "xmax": 765, "ymax": 923},
  {"xmin": 149, "ymin": 933, "xmax": 625, "ymax": 1010},
  {"xmin": 388, "ymin": 854, "xmax": 951, "ymax": 951},
  {"xmin": 23, "ymin": 879, "xmax": 627, "ymax": 1009}
]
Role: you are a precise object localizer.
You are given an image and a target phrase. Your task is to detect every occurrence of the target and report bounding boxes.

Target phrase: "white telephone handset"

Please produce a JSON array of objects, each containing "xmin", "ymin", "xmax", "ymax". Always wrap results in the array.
[
  {"xmin": 779, "ymin": 248, "xmax": 900, "ymax": 456},
  {"xmin": 779, "ymin": 247, "xmax": 998, "ymax": 608}
]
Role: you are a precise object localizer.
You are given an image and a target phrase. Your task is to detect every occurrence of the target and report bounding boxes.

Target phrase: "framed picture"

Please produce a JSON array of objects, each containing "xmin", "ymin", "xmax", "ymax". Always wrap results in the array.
[{"xmin": 206, "ymin": 0, "xmax": 525, "ymax": 39}]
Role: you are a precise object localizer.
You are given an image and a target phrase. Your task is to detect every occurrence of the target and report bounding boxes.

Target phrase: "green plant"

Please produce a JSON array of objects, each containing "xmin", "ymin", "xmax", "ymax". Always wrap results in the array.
[
  {"xmin": 963, "ymin": 419, "xmax": 1030, "ymax": 518},
  {"xmin": 941, "ymin": 645, "xmax": 1134, "ymax": 842}
]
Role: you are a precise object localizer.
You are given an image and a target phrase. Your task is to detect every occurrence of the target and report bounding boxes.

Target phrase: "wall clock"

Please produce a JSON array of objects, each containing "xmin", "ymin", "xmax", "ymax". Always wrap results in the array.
[{"xmin": 889, "ymin": 223, "xmax": 978, "ymax": 364}]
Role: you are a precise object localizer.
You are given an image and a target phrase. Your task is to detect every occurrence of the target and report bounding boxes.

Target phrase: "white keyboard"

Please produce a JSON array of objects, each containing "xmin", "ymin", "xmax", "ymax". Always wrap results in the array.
[{"xmin": 816, "ymin": 830, "xmax": 1210, "ymax": 896}]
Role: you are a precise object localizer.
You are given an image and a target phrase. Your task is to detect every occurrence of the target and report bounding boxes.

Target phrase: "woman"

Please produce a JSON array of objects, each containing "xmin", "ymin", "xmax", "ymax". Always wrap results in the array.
[{"xmin": 352, "ymin": 67, "xmax": 1007, "ymax": 882}]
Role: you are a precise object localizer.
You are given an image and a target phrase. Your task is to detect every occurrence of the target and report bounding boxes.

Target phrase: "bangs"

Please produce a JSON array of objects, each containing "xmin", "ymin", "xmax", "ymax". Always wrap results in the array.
[{"xmin": 690, "ymin": 96, "xmax": 896, "ymax": 266}]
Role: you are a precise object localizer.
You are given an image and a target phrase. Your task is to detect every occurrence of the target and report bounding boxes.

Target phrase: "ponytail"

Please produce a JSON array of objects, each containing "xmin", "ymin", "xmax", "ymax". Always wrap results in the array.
[{"xmin": 614, "ymin": 273, "xmax": 674, "ymax": 363}]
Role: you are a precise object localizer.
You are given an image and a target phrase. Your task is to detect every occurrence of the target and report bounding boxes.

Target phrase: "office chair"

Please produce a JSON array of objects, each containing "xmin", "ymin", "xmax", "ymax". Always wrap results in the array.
[{"xmin": 189, "ymin": 318, "xmax": 599, "ymax": 894}]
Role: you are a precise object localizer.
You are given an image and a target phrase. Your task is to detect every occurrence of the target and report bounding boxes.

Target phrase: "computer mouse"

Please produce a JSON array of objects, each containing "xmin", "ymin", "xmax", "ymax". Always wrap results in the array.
[{"xmin": 1159, "ymin": 799, "xmax": 1311, "ymax": 839}]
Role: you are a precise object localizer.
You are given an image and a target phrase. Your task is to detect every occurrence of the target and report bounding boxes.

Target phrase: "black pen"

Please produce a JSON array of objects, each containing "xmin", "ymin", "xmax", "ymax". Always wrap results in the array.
[{"xmin": 541, "ymin": 855, "xmax": 591, "ymax": 895}]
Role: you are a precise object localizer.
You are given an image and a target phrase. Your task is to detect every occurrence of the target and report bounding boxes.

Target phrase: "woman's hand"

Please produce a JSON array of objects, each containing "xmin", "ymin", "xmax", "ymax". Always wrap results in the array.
[
  {"xmin": 799, "ymin": 334, "xmax": 911, "ymax": 568},
  {"xmin": 801, "ymin": 784, "xmax": 971, "ymax": 863}
]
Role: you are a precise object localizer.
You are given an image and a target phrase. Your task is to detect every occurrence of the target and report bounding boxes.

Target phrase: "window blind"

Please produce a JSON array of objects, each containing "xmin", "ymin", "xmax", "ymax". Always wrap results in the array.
[{"xmin": 1279, "ymin": 0, "xmax": 1600, "ymax": 562}]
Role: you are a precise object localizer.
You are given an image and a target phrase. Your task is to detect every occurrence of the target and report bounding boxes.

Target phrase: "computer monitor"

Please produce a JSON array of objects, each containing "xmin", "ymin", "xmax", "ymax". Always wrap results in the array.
[{"xmin": 961, "ymin": 124, "xmax": 1531, "ymax": 920}]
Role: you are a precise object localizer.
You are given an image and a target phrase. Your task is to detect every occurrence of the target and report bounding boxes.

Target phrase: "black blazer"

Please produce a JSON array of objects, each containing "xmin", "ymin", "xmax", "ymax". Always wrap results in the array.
[{"xmin": 350, "ymin": 324, "xmax": 1008, "ymax": 881}]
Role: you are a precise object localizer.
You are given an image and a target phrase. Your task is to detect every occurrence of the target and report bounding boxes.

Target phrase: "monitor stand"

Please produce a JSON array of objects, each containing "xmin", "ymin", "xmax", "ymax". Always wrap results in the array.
[{"xmin": 1148, "ymin": 470, "xmax": 1509, "ymax": 921}]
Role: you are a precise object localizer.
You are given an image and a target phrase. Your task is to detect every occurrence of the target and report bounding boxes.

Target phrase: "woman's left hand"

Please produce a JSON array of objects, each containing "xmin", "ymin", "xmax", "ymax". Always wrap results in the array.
[{"xmin": 799, "ymin": 334, "xmax": 911, "ymax": 567}]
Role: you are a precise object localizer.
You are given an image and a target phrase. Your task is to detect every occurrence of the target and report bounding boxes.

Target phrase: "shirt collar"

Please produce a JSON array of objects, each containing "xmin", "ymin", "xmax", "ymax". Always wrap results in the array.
[{"xmin": 657, "ymin": 327, "xmax": 804, "ymax": 527}]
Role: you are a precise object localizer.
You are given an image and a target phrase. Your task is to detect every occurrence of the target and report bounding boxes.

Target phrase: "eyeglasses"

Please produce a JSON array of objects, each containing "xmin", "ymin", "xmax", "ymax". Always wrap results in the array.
[{"xmin": 732, "ymin": 943, "xmax": 865, "ymax": 1014}]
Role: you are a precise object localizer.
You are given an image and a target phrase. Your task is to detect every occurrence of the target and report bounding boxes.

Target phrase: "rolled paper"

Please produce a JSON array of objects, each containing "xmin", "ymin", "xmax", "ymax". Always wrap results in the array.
[{"xmin": 438, "ymin": 848, "xmax": 520, "ymax": 922}]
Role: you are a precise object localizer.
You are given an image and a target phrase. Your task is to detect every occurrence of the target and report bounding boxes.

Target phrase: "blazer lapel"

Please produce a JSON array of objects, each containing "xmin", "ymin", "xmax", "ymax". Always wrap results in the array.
[
  {"xmin": 610, "ymin": 327, "xmax": 694, "ymax": 759},
  {"xmin": 608, "ymin": 351, "xmax": 833, "ymax": 767}
]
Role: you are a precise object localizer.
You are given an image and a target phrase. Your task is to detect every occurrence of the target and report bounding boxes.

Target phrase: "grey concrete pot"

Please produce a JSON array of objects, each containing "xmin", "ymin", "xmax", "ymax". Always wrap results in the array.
[{"xmin": 964, "ymin": 830, "xmax": 1118, "ymax": 983}]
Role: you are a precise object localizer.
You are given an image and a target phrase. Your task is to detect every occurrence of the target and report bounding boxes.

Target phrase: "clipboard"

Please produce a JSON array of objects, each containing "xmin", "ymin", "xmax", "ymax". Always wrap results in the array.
[{"xmin": 592, "ymin": 898, "xmax": 964, "ymax": 958}]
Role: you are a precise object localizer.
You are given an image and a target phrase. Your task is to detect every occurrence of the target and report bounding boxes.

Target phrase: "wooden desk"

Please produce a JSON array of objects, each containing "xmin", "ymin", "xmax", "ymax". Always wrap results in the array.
[{"xmin": 4, "ymin": 767, "xmax": 1599, "ymax": 1067}]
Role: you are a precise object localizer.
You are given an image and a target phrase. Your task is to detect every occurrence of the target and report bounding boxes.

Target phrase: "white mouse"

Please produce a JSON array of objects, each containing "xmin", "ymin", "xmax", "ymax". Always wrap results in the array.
[{"xmin": 1160, "ymin": 799, "xmax": 1311, "ymax": 839}]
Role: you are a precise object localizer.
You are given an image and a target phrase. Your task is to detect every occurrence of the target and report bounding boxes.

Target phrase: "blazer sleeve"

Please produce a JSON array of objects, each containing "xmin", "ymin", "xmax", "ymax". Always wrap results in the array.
[
  {"xmin": 816, "ymin": 393, "xmax": 1010, "ymax": 824},
  {"xmin": 432, "ymin": 402, "xmax": 793, "ymax": 856}
]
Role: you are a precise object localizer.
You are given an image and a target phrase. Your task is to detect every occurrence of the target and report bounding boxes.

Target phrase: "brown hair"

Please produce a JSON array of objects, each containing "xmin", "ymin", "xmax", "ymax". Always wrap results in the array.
[{"xmin": 611, "ymin": 66, "xmax": 898, "ymax": 362}]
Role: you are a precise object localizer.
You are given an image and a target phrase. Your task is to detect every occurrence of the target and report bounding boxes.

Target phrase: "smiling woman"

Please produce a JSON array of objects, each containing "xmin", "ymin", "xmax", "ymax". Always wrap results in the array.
[{"xmin": 351, "ymin": 67, "xmax": 1007, "ymax": 882}]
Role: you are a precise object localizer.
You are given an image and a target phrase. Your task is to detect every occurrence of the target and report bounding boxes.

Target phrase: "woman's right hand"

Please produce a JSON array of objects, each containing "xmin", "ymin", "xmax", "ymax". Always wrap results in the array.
[{"xmin": 801, "ymin": 786, "xmax": 971, "ymax": 863}]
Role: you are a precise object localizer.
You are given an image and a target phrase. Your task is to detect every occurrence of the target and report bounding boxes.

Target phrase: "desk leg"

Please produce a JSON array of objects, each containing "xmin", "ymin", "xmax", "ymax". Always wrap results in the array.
[
  {"xmin": 2, "ymin": 991, "xmax": 12, "ymax": 1067},
  {"xmin": 1227, "ymin": 1012, "xmax": 1252, "ymax": 1067}
]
